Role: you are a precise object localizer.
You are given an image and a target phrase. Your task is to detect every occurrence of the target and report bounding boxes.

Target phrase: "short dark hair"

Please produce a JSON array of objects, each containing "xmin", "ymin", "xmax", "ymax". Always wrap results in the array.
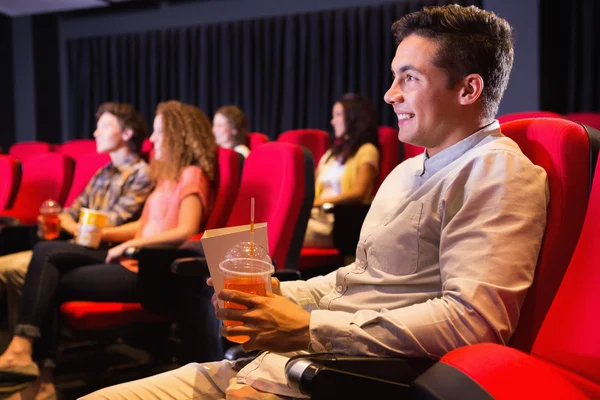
[
  {"xmin": 391, "ymin": 5, "xmax": 514, "ymax": 119},
  {"xmin": 329, "ymin": 93, "xmax": 379, "ymax": 164},
  {"xmin": 95, "ymin": 102, "xmax": 148, "ymax": 154}
]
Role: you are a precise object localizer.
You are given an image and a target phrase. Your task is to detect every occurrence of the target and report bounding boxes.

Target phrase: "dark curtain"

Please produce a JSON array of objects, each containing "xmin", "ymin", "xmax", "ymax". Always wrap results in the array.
[
  {"xmin": 540, "ymin": 0, "xmax": 600, "ymax": 113},
  {"xmin": 67, "ymin": 0, "xmax": 480, "ymax": 140}
]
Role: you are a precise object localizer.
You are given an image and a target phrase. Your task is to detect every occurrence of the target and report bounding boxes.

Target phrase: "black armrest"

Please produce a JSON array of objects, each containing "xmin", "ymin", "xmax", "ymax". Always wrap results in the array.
[
  {"xmin": 124, "ymin": 245, "xmax": 200, "ymax": 261},
  {"xmin": 171, "ymin": 257, "xmax": 208, "ymax": 276},
  {"xmin": 285, "ymin": 354, "xmax": 435, "ymax": 399},
  {"xmin": 0, "ymin": 222, "xmax": 38, "ymax": 254},
  {"xmin": 411, "ymin": 362, "xmax": 494, "ymax": 400},
  {"xmin": 274, "ymin": 269, "xmax": 302, "ymax": 281}
]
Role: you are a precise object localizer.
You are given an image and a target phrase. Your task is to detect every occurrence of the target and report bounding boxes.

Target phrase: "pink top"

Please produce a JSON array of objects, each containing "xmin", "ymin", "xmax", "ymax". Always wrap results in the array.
[{"xmin": 137, "ymin": 166, "xmax": 213, "ymax": 238}]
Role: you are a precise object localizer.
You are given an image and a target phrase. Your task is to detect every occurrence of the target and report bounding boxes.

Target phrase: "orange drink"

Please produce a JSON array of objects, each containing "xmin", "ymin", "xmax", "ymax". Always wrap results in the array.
[
  {"xmin": 38, "ymin": 199, "xmax": 62, "ymax": 240},
  {"xmin": 223, "ymin": 276, "xmax": 268, "ymax": 343},
  {"xmin": 39, "ymin": 214, "xmax": 60, "ymax": 240},
  {"xmin": 218, "ymin": 243, "xmax": 274, "ymax": 344}
]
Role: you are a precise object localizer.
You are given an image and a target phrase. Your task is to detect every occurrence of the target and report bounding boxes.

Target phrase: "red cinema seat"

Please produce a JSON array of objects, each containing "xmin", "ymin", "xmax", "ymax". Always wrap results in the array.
[
  {"xmin": 0, "ymin": 155, "xmax": 20, "ymax": 212},
  {"xmin": 565, "ymin": 112, "xmax": 600, "ymax": 130},
  {"xmin": 402, "ymin": 142, "xmax": 424, "ymax": 160},
  {"xmin": 1, "ymin": 153, "xmax": 74, "ymax": 224},
  {"xmin": 376, "ymin": 127, "xmax": 401, "ymax": 192},
  {"xmin": 56, "ymin": 139, "xmax": 98, "ymax": 159},
  {"xmin": 9, "ymin": 141, "xmax": 52, "ymax": 163},
  {"xmin": 278, "ymin": 129, "xmax": 331, "ymax": 168},
  {"xmin": 247, "ymin": 132, "xmax": 269, "ymax": 150},
  {"xmin": 63, "ymin": 153, "xmax": 111, "ymax": 207},
  {"xmin": 497, "ymin": 110, "xmax": 563, "ymax": 124}
]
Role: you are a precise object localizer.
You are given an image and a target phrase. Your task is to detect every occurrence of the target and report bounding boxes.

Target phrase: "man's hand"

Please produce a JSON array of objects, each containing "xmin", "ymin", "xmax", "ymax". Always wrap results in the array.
[{"xmin": 216, "ymin": 289, "xmax": 311, "ymax": 353}]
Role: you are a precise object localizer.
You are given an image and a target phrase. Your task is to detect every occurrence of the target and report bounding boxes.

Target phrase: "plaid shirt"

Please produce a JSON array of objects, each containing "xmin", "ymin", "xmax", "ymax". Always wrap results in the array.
[{"xmin": 66, "ymin": 155, "xmax": 154, "ymax": 227}]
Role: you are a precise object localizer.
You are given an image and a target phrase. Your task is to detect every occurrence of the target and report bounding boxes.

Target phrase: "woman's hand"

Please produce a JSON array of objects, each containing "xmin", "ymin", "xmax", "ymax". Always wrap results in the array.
[{"xmin": 105, "ymin": 242, "xmax": 130, "ymax": 263}]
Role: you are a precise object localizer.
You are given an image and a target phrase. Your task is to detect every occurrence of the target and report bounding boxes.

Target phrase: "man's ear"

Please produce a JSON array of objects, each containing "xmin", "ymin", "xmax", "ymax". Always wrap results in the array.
[
  {"xmin": 458, "ymin": 73, "xmax": 484, "ymax": 106},
  {"xmin": 121, "ymin": 128, "xmax": 134, "ymax": 142}
]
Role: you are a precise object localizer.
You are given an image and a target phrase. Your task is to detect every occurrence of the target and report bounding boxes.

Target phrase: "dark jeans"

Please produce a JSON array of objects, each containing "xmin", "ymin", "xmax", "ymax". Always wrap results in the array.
[{"xmin": 15, "ymin": 241, "xmax": 138, "ymax": 363}]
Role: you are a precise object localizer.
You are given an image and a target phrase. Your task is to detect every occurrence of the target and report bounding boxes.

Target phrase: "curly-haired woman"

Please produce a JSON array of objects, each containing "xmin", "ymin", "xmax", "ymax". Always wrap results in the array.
[{"xmin": 0, "ymin": 101, "xmax": 217, "ymax": 399}]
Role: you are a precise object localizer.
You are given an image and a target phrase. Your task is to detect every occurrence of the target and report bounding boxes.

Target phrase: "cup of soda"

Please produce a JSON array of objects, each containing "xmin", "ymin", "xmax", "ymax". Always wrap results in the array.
[
  {"xmin": 38, "ymin": 199, "xmax": 61, "ymax": 240},
  {"xmin": 218, "ymin": 242, "xmax": 274, "ymax": 344}
]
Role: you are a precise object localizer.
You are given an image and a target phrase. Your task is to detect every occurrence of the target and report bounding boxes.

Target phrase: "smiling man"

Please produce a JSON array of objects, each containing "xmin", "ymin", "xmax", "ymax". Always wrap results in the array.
[{"xmin": 85, "ymin": 5, "xmax": 549, "ymax": 400}]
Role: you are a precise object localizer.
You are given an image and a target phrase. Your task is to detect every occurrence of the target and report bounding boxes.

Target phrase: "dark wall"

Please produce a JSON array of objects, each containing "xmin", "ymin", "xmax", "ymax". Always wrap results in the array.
[{"xmin": 0, "ymin": 14, "xmax": 15, "ymax": 151}]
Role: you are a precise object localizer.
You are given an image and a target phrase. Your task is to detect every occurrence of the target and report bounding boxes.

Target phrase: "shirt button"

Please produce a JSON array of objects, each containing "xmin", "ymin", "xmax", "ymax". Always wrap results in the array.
[
  {"xmin": 325, "ymin": 343, "xmax": 333, "ymax": 351},
  {"xmin": 336, "ymin": 285, "xmax": 344, "ymax": 293}
]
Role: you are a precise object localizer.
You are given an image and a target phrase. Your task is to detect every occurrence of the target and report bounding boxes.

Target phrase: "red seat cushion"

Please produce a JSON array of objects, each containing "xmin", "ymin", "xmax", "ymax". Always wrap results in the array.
[
  {"xmin": 9, "ymin": 141, "xmax": 52, "ymax": 163},
  {"xmin": 497, "ymin": 111, "xmax": 563, "ymax": 124},
  {"xmin": 60, "ymin": 301, "xmax": 169, "ymax": 331},
  {"xmin": 565, "ymin": 112, "xmax": 600, "ymax": 130},
  {"xmin": 56, "ymin": 139, "xmax": 98, "ymax": 159},
  {"xmin": 441, "ymin": 343, "xmax": 600, "ymax": 399},
  {"xmin": 298, "ymin": 248, "xmax": 343, "ymax": 270},
  {"xmin": 278, "ymin": 129, "xmax": 331, "ymax": 168}
]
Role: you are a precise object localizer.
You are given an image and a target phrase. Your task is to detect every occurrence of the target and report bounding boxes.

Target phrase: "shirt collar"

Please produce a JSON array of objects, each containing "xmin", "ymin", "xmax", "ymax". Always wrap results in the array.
[
  {"xmin": 416, "ymin": 120, "xmax": 500, "ymax": 177},
  {"xmin": 110, "ymin": 154, "xmax": 140, "ymax": 172}
]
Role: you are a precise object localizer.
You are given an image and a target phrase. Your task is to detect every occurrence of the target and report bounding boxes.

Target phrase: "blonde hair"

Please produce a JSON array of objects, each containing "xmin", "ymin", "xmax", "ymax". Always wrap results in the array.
[
  {"xmin": 152, "ymin": 101, "xmax": 217, "ymax": 182},
  {"xmin": 215, "ymin": 105, "xmax": 248, "ymax": 147}
]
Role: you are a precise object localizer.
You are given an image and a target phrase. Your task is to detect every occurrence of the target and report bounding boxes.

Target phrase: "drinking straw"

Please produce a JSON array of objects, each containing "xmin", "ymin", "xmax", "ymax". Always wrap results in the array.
[{"xmin": 250, "ymin": 197, "xmax": 255, "ymax": 256}]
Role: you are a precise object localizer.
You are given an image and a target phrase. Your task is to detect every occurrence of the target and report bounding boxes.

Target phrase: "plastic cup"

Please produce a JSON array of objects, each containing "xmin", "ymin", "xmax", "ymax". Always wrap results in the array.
[
  {"xmin": 38, "ymin": 200, "xmax": 62, "ymax": 240},
  {"xmin": 76, "ymin": 208, "xmax": 109, "ymax": 248},
  {"xmin": 219, "ymin": 242, "xmax": 274, "ymax": 344}
]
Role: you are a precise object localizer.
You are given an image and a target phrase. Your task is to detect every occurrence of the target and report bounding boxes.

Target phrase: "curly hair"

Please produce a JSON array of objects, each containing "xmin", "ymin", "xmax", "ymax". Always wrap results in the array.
[
  {"xmin": 391, "ymin": 5, "xmax": 514, "ymax": 119},
  {"xmin": 152, "ymin": 101, "xmax": 217, "ymax": 183},
  {"xmin": 215, "ymin": 105, "xmax": 248, "ymax": 147},
  {"xmin": 95, "ymin": 102, "xmax": 148, "ymax": 154},
  {"xmin": 328, "ymin": 93, "xmax": 379, "ymax": 164}
]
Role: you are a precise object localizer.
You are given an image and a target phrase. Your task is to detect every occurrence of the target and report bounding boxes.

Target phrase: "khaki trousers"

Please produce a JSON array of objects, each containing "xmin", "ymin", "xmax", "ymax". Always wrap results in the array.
[
  {"xmin": 0, "ymin": 250, "xmax": 33, "ymax": 333},
  {"xmin": 81, "ymin": 361, "xmax": 293, "ymax": 400}
]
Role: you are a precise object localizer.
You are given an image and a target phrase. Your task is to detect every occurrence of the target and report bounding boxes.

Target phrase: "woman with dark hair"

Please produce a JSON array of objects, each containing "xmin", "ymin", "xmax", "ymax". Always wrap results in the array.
[{"xmin": 304, "ymin": 93, "xmax": 380, "ymax": 248}]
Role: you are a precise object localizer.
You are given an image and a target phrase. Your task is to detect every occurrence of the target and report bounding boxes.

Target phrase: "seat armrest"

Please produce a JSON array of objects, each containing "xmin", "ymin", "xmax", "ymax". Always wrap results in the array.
[
  {"xmin": 171, "ymin": 257, "xmax": 209, "ymax": 276},
  {"xmin": 274, "ymin": 269, "xmax": 302, "ymax": 281},
  {"xmin": 0, "ymin": 222, "xmax": 38, "ymax": 254},
  {"xmin": 285, "ymin": 354, "xmax": 435, "ymax": 397},
  {"xmin": 124, "ymin": 245, "xmax": 200, "ymax": 261},
  {"xmin": 317, "ymin": 203, "xmax": 370, "ymax": 258}
]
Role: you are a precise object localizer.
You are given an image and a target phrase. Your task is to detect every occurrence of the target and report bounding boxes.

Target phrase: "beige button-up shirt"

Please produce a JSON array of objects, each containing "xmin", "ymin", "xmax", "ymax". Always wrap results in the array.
[{"xmin": 283, "ymin": 121, "xmax": 549, "ymax": 359}]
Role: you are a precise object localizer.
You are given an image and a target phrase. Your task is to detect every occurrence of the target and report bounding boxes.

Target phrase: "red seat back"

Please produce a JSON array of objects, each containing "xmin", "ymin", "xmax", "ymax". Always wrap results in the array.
[
  {"xmin": 204, "ymin": 147, "xmax": 243, "ymax": 230},
  {"xmin": 278, "ymin": 129, "xmax": 331, "ymax": 167},
  {"xmin": 500, "ymin": 118, "xmax": 590, "ymax": 352},
  {"xmin": 226, "ymin": 142, "xmax": 307, "ymax": 269},
  {"xmin": 402, "ymin": 142, "xmax": 424, "ymax": 160},
  {"xmin": 1, "ymin": 153, "xmax": 75, "ymax": 224},
  {"xmin": 531, "ymin": 155, "xmax": 600, "ymax": 383},
  {"xmin": 247, "ymin": 132, "xmax": 269, "ymax": 150},
  {"xmin": 565, "ymin": 112, "xmax": 600, "ymax": 130},
  {"xmin": 0, "ymin": 155, "xmax": 20, "ymax": 212},
  {"xmin": 9, "ymin": 141, "xmax": 52, "ymax": 163},
  {"xmin": 63, "ymin": 152, "xmax": 111, "ymax": 207},
  {"xmin": 497, "ymin": 111, "xmax": 563, "ymax": 124},
  {"xmin": 56, "ymin": 139, "xmax": 97, "ymax": 159},
  {"xmin": 376, "ymin": 127, "xmax": 401, "ymax": 193}
]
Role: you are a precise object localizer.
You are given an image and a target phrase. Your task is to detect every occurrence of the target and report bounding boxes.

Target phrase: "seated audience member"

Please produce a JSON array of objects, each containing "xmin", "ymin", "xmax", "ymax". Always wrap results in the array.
[
  {"xmin": 84, "ymin": 5, "xmax": 549, "ymax": 400},
  {"xmin": 303, "ymin": 93, "xmax": 379, "ymax": 248},
  {"xmin": 212, "ymin": 105, "xmax": 251, "ymax": 158},
  {"xmin": 0, "ymin": 102, "xmax": 153, "ymax": 335},
  {"xmin": 0, "ymin": 101, "xmax": 217, "ymax": 399}
]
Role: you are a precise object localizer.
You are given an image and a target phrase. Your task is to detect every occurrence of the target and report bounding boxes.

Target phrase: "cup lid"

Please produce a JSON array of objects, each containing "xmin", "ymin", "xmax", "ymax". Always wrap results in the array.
[{"xmin": 219, "ymin": 242, "xmax": 273, "ymax": 276}]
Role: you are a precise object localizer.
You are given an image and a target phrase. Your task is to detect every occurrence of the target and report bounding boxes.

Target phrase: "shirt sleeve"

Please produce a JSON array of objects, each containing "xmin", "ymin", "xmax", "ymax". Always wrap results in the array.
[
  {"xmin": 178, "ymin": 166, "xmax": 213, "ymax": 227},
  {"xmin": 308, "ymin": 151, "xmax": 549, "ymax": 358},
  {"xmin": 106, "ymin": 166, "xmax": 154, "ymax": 226},
  {"xmin": 280, "ymin": 270, "xmax": 337, "ymax": 311},
  {"xmin": 355, "ymin": 143, "xmax": 380, "ymax": 174}
]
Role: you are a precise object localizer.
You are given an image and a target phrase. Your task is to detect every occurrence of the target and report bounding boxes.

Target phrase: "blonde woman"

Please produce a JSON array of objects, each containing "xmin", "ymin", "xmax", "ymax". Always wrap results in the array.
[{"xmin": 0, "ymin": 101, "xmax": 217, "ymax": 399}]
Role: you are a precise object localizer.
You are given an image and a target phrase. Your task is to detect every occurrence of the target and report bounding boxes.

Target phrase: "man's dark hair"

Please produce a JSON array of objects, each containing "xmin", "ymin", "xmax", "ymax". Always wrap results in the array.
[
  {"xmin": 329, "ymin": 93, "xmax": 379, "ymax": 164},
  {"xmin": 95, "ymin": 102, "xmax": 148, "ymax": 154},
  {"xmin": 392, "ymin": 5, "xmax": 514, "ymax": 119}
]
